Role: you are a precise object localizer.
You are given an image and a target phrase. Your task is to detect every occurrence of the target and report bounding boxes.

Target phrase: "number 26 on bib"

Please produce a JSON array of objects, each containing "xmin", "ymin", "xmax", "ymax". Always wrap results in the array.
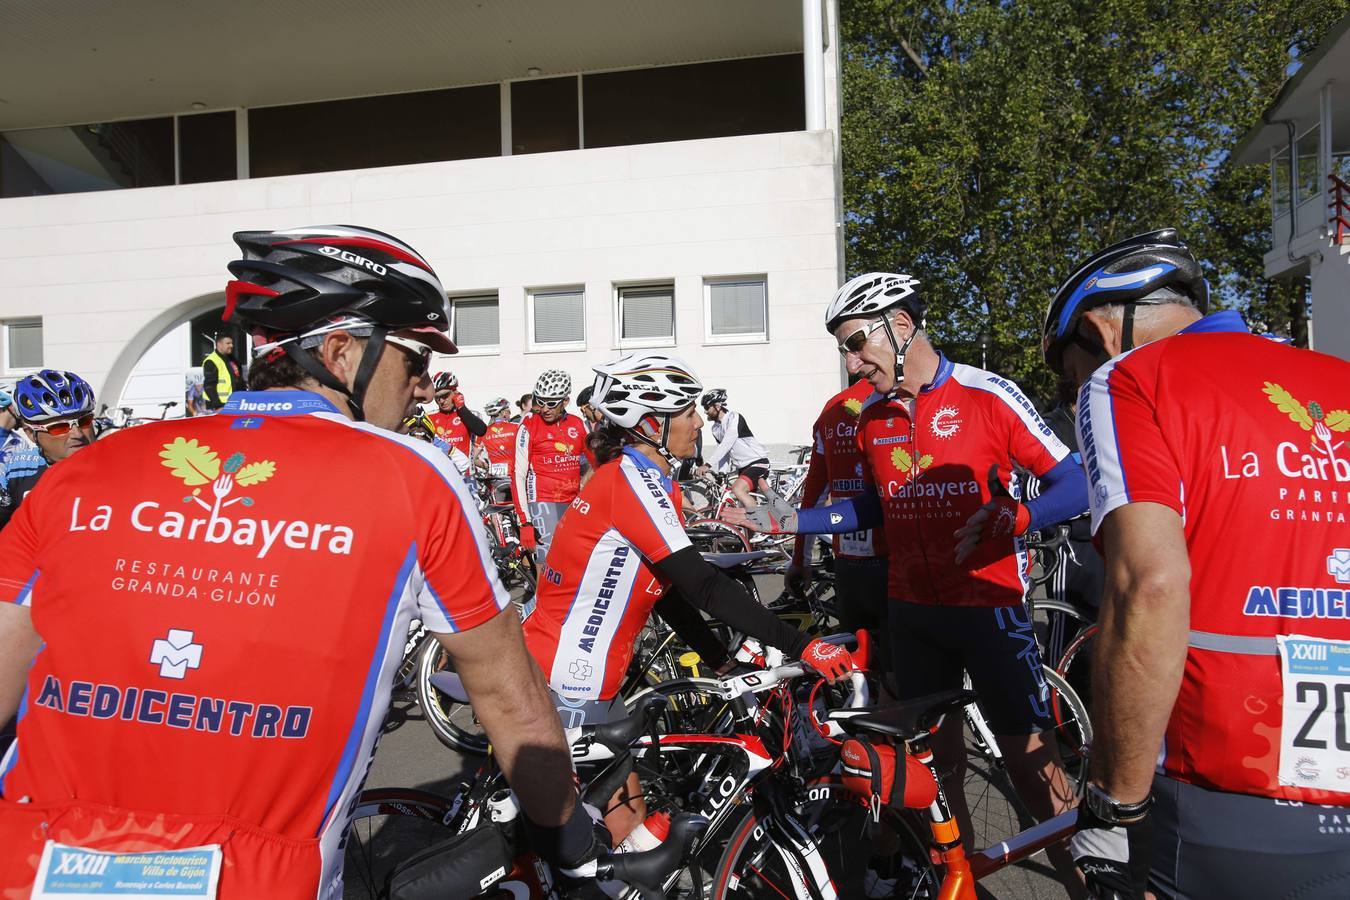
[{"xmin": 1278, "ymin": 635, "xmax": 1350, "ymax": 794}]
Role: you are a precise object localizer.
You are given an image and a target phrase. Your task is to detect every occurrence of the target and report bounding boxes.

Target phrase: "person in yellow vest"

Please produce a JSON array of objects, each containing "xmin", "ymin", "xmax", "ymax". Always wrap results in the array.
[{"xmin": 201, "ymin": 334, "xmax": 242, "ymax": 411}]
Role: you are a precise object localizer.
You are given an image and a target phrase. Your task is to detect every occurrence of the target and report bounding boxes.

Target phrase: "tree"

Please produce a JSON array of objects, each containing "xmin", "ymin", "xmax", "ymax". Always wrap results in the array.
[{"xmin": 842, "ymin": 0, "xmax": 1349, "ymax": 398}]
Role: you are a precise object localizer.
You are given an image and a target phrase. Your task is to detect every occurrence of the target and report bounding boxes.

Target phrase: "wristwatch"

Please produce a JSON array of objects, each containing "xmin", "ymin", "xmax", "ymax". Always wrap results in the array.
[{"xmin": 1084, "ymin": 783, "xmax": 1153, "ymax": 825}]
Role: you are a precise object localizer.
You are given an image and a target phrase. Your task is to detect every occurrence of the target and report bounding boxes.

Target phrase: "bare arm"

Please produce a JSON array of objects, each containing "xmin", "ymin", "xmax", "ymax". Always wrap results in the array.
[
  {"xmin": 1092, "ymin": 501, "xmax": 1191, "ymax": 803},
  {"xmin": 437, "ymin": 608, "xmax": 575, "ymax": 826},
  {"xmin": 0, "ymin": 602, "xmax": 42, "ymax": 725}
]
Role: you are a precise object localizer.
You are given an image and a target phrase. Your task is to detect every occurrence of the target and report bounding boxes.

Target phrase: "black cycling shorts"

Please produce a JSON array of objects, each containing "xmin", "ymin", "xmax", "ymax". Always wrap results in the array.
[
  {"xmin": 888, "ymin": 600, "xmax": 1050, "ymax": 735},
  {"xmin": 833, "ymin": 556, "xmax": 891, "ymax": 679},
  {"xmin": 1150, "ymin": 774, "xmax": 1350, "ymax": 899},
  {"xmin": 736, "ymin": 462, "xmax": 769, "ymax": 488}
]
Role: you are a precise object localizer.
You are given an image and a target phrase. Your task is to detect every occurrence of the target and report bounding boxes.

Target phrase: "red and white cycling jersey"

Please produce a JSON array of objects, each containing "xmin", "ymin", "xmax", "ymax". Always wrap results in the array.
[
  {"xmin": 857, "ymin": 355, "xmax": 1069, "ymax": 606},
  {"xmin": 802, "ymin": 380, "xmax": 888, "ymax": 559},
  {"xmin": 523, "ymin": 449, "xmax": 690, "ymax": 700},
  {"xmin": 428, "ymin": 410, "xmax": 472, "ymax": 457},
  {"xmin": 1078, "ymin": 312, "xmax": 1350, "ymax": 803},
  {"xmin": 513, "ymin": 412, "xmax": 587, "ymax": 520},
  {"xmin": 482, "ymin": 420, "xmax": 520, "ymax": 479},
  {"xmin": 0, "ymin": 390, "xmax": 509, "ymax": 899}
]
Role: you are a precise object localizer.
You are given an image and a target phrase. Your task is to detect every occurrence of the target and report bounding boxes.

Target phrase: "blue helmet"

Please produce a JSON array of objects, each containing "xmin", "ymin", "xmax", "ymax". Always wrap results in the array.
[
  {"xmin": 14, "ymin": 369, "xmax": 96, "ymax": 424},
  {"xmin": 1043, "ymin": 228, "xmax": 1209, "ymax": 376}
]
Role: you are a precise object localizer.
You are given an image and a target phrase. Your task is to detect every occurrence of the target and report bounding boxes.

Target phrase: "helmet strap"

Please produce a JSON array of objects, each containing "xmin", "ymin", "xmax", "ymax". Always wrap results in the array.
[
  {"xmin": 627, "ymin": 413, "xmax": 681, "ymax": 468},
  {"xmin": 281, "ymin": 324, "xmax": 389, "ymax": 422},
  {"xmin": 1120, "ymin": 302, "xmax": 1138, "ymax": 354},
  {"xmin": 879, "ymin": 315, "xmax": 918, "ymax": 393}
]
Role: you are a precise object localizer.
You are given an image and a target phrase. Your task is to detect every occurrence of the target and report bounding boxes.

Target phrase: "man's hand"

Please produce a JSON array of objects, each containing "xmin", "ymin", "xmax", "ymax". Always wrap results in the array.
[
  {"xmin": 953, "ymin": 464, "xmax": 1029, "ymax": 564},
  {"xmin": 784, "ymin": 561, "xmax": 812, "ymax": 598},
  {"xmin": 451, "ymin": 391, "xmax": 466, "ymax": 409},
  {"xmin": 1070, "ymin": 802, "xmax": 1154, "ymax": 899},
  {"xmin": 722, "ymin": 487, "xmax": 798, "ymax": 534},
  {"xmin": 694, "ymin": 464, "xmax": 711, "ymax": 478},
  {"xmin": 801, "ymin": 638, "xmax": 855, "ymax": 683},
  {"xmin": 519, "ymin": 525, "xmax": 538, "ymax": 551}
]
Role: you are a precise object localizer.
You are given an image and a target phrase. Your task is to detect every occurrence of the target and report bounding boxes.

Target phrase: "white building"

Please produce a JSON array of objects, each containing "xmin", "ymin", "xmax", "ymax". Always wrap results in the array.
[
  {"xmin": 0, "ymin": 0, "xmax": 846, "ymax": 447},
  {"xmin": 1233, "ymin": 11, "xmax": 1350, "ymax": 359}
]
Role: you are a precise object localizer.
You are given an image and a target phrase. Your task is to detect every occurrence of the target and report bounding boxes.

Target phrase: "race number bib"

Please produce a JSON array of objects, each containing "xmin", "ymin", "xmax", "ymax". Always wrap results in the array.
[
  {"xmin": 1277, "ymin": 635, "xmax": 1350, "ymax": 793},
  {"xmin": 33, "ymin": 842, "xmax": 221, "ymax": 899},
  {"xmin": 837, "ymin": 529, "xmax": 874, "ymax": 558},
  {"xmin": 489, "ymin": 462, "xmax": 508, "ymax": 478}
]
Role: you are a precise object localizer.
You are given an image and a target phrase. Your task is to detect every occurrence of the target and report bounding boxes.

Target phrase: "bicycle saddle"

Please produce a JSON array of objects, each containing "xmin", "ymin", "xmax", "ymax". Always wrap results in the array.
[
  {"xmin": 587, "ymin": 694, "xmax": 667, "ymax": 753},
  {"xmin": 700, "ymin": 550, "xmax": 773, "ymax": 569},
  {"xmin": 828, "ymin": 689, "xmax": 976, "ymax": 740}
]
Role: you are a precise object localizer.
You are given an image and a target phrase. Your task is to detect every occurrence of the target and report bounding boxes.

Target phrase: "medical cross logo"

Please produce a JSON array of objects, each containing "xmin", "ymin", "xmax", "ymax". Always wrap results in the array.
[
  {"xmin": 569, "ymin": 659, "xmax": 594, "ymax": 681},
  {"xmin": 150, "ymin": 628, "xmax": 202, "ymax": 679},
  {"xmin": 1329, "ymin": 549, "xmax": 1350, "ymax": 585}
]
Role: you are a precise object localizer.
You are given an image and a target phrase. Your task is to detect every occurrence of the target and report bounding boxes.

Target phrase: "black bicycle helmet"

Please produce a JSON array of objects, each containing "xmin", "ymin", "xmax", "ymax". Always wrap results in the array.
[
  {"xmin": 224, "ymin": 225, "xmax": 453, "ymax": 419},
  {"xmin": 1043, "ymin": 229, "xmax": 1209, "ymax": 376},
  {"xmin": 700, "ymin": 388, "xmax": 727, "ymax": 410}
]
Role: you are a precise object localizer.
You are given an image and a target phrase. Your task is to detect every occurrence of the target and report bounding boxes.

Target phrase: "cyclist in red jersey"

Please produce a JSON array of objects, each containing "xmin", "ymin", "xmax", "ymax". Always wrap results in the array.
[
  {"xmin": 729, "ymin": 273, "xmax": 1088, "ymax": 883},
  {"xmin": 0, "ymin": 226, "xmax": 599, "ymax": 899},
  {"xmin": 523, "ymin": 351, "xmax": 855, "ymax": 839},
  {"xmin": 1047, "ymin": 230, "xmax": 1350, "ymax": 899},
  {"xmin": 479, "ymin": 396, "xmax": 520, "ymax": 479},
  {"xmin": 788, "ymin": 377, "xmax": 892, "ymax": 685},
  {"xmin": 514, "ymin": 369, "xmax": 589, "ymax": 562},
  {"xmin": 427, "ymin": 370, "xmax": 487, "ymax": 457}
]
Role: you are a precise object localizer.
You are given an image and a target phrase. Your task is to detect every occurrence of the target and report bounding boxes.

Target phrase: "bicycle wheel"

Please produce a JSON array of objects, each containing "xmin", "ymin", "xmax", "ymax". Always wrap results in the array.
[
  {"xmin": 681, "ymin": 481, "xmax": 717, "ymax": 519},
  {"xmin": 1054, "ymin": 620, "xmax": 1098, "ymax": 719},
  {"xmin": 342, "ymin": 788, "xmax": 460, "ymax": 900},
  {"xmin": 415, "ymin": 635, "xmax": 490, "ymax": 756},
  {"xmin": 1045, "ymin": 664, "xmax": 1092, "ymax": 779},
  {"xmin": 710, "ymin": 780, "xmax": 939, "ymax": 899}
]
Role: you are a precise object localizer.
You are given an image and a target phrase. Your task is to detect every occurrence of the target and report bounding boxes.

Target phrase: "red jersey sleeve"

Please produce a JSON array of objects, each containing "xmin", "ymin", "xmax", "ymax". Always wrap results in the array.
[
  {"xmin": 408, "ymin": 446, "xmax": 511, "ymax": 633},
  {"xmin": 983, "ymin": 375, "xmax": 1070, "ymax": 477},
  {"xmin": 0, "ymin": 485, "xmax": 41, "ymax": 607},
  {"xmin": 1076, "ymin": 353, "xmax": 1183, "ymax": 536},
  {"xmin": 613, "ymin": 462, "xmax": 691, "ymax": 565}
]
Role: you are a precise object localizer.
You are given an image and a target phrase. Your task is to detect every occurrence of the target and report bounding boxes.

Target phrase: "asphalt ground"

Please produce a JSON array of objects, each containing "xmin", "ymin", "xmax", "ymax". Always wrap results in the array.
[{"xmin": 346, "ymin": 575, "xmax": 1074, "ymax": 900}]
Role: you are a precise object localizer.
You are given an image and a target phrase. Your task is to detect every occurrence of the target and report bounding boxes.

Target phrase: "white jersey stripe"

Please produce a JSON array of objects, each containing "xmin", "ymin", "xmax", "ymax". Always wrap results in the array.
[
  {"xmin": 1075, "ymin": 356, "xmax": 1131, "ymax": 536},
  {"xmin": 617, "ymin": 459, "xmax": 691, "ymax": 557},
  {"xmin": 550, "ymin": 528, "xmax": 643, "ymax": 700},
  {"xmin": 950, "ymin": 364, "xmax": 1069, "ymax": 463}
]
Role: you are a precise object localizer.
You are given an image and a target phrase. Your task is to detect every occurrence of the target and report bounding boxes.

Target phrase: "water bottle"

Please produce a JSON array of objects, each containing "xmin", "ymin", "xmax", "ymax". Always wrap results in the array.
[{"xmin": 615, "ymin": 810, "xmax": 670, "ymax": 853}]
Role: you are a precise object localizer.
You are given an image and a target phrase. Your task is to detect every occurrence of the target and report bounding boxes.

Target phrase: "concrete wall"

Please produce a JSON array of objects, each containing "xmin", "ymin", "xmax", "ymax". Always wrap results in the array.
[{"xmin": 0, "ymin": 130, "xmax": 842, "ymax": 444}]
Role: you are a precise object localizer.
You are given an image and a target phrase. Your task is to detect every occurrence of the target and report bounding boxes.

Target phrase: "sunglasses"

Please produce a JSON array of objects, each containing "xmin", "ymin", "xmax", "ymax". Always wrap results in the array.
[
  {"xmin": 536, "ymin": 397, "xmax": 566, "ymax": 410},
  {"xmin": 384, "ymin": 335, "xmax": 433, "ymax": 379},
  {"xmin": 30, "ymin": 414, "xmax": 95, "ymax": 436},
  {"xmin": 836, "ymin": 318, "xmax": 890, "ymax": 357}
]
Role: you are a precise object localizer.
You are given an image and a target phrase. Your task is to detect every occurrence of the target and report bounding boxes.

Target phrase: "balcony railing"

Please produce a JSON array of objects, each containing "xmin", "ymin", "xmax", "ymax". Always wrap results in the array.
[{"xmin": 1329, "ymin": 173, "xmax": 1350, "ymax": 244}]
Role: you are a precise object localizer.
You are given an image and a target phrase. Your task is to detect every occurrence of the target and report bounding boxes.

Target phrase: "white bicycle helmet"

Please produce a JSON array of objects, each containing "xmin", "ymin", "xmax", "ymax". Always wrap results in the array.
[
  {"xmin": 824, "ymin": 272, "xmax": 923, "ymax": 334},
  {"xmin": 533, "ymin": 369, "xmax": 572, "ymax": 400},
  {"xmin": 484, "ymin": 396, "xmax": 511, "ymax": 418},
  {"xmin": 590, "ymin": 353, "xmax": 704, "ymax": 429}
]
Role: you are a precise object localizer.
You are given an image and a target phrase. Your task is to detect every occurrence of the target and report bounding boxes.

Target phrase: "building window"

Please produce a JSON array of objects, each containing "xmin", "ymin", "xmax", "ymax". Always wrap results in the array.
[
  {"xmin": 583, "ymin": 55, "xmax": 804, "ymax": 149},
  {"xmin": 1272, "ymin": 147, "xmax": 1292, "ymax": 218},
  {"xmin": 617, "ymin": 284, "xmax": 675, "ymax": 347},
  {"xmin": 512, "ymin": 76, "xmax": 580, "ymax": 155},
  {"xmin": 529, "ymin": 288, "xmax": 586, "ymax": 350},
  {"xmin": 1, "ymin": 117, "xmax": 174, "ymax": 198},
  {"xmin": 1296, "ymin": 124, "xmax": 1321, "ymax": 206},
  {"xmin": 706, "ymin": 278, "xmax": 767, "ymax": 342},
  {"xmin": 451, "ymin": 295, "xmax": 500, "ymax": 352},
  {"xmin": 178, "ymin": 111, "xmax": 237, "ymax": 184},
  {"xmin": 248, "ymin": 85, "xmax": 500, "ymax": 178},
  {"xmin": 3, "ymin": 319, "xmax": 42, "ymax": 372}
]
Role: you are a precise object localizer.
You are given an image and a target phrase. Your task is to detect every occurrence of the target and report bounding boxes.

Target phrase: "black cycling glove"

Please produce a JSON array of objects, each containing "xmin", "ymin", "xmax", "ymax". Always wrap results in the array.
[
  {"xmin": 525, "ymin": 801, "xmax": 611, "ymax": 898},
  {"xmin": 1069, "ymin": 802, "xmax": 1154, "ymax": 899}
]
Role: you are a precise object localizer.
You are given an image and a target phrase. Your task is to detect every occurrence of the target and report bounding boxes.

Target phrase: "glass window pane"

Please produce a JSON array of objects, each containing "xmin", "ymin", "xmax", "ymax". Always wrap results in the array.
[
  {"xmin": 512, "ymin": 77, "xmax": 579, "ymax": 155},
  {"xmin": 249, "ymin": 85, "xmax": 500, "ymax": 178},
  {"xmin": 1296, "ymin": 125, "xmax": 1320, "ymax": 204},
  {"xmin": 620, "ymin": 287, "xmax": 674, "ymax": 340},
  {"xmin": 454, "ymin": 297, "xmax": 500, "ymax": 347},
  {"xmin": 178, "ymin": 111, "xmax": 237, "ymax": 184},
  {"xmin": 710, "ymin": 280, "xmax": 766, "ymax": 336},
  {"xmin": 7, "ymin": 321, "xmax": 42, "ymax": 369},
  {"xmin": 1, "ymin": 117, "xmax": 173, "ymax": 197},
  {"xmin": 533, "ymin": 290, "xmax": 585, "ymax": 344},
  {"xmin": 1272, "ymin": 147, "xmax": 1291, "ymax": 215},
  {"xmin": 583, "ymin": 55, "xmax": 804, "ymax": 149}
]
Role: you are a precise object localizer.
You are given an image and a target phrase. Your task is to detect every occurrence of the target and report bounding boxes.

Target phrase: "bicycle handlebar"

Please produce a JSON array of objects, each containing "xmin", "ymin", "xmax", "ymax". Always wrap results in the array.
[{"xmin": 590, "ymin": 813, "xmax": 709, "ymax": 899}]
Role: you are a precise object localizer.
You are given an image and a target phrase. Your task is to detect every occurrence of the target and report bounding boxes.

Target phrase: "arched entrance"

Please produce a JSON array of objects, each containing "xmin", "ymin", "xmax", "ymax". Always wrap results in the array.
[{"xmin": 102, "ymin": 292, "xmax": 248, "ymax": 418}]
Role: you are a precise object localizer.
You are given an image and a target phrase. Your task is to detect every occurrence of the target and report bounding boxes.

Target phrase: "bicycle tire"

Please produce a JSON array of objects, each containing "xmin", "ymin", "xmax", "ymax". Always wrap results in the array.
[
  {"xmin": 343, "ymin": 788, "xmax": 460, "ymax": 900},
  {"xmin": 1045, "ymin": 659, "xmax": 1093, "ymax": 775},
  {"xmin": 415, "ymin": 636, "xmax": 490, "ymax": 756},
  {"xmin": 710, "ymin": 779, "xmax": 940, "ymax": 899}
]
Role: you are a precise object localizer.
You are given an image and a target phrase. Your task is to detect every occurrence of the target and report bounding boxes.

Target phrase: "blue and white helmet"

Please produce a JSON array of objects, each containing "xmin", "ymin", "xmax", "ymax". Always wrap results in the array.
[
  {"xmin": 14, "ymin": 369, "xmax": 96, "ymax": 424},
  {"xmin": 1043, "ymin": 228, "xmax": 1209, "ymax": 376}
]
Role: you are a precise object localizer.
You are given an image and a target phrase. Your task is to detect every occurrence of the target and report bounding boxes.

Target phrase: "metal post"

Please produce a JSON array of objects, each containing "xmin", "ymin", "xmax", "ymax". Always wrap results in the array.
[{"xmin": 803, "ymin": 0, "xmax": 826, "ymax": 130}]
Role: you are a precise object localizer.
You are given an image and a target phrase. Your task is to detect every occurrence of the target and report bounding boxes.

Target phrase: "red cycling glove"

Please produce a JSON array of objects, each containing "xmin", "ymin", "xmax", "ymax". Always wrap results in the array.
[
  {"xmin": 519, "ymin": 525, "xmax": 537, "ymax": 551},
  {"xmin": 801, "ymin": 639, "xmax": 854, "ymax": 682},
  {"xmin": 983, "ymin": 495, "xmax": 1031, "ymax": 540}
]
